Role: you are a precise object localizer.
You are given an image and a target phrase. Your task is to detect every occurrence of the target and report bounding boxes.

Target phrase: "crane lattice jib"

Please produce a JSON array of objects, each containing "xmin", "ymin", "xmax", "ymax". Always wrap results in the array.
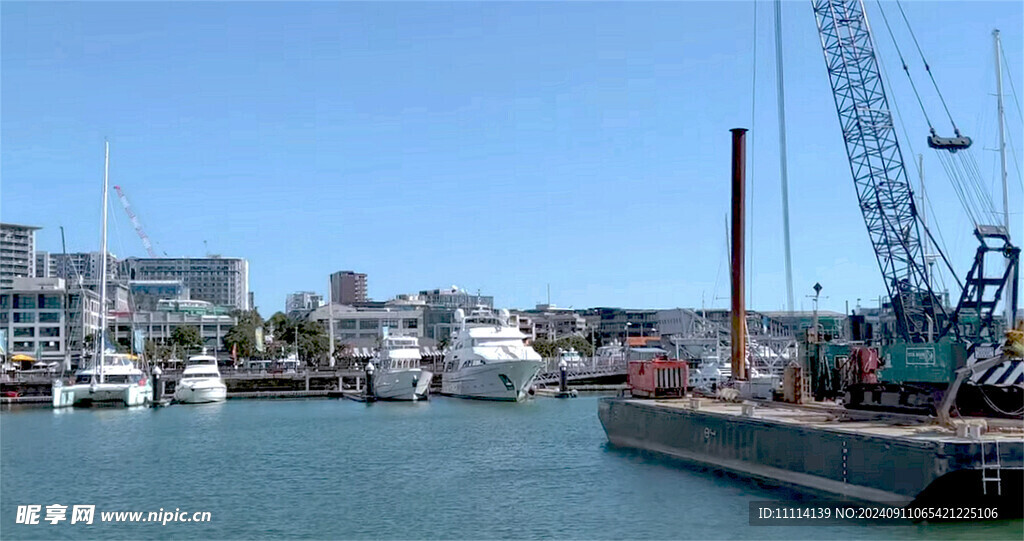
[
  {"xmin": 812, "ymin": 0, "xmax": 945, "ymax": 342},
  {"xmin": 113, "ymin": 185, "xmax": 158, "ymax": 258}
]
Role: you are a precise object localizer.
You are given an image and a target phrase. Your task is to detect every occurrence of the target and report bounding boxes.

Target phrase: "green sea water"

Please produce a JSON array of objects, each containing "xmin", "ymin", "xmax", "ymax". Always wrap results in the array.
[{"xmin": 1, "ymin": 396, "xmax": 1020, "ymax": 540}]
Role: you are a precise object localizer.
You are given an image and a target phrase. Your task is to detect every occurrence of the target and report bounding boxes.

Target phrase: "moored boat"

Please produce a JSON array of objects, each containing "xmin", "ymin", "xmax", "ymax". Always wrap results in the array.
[{"xmin": 440, "ymin": 307, "xmax": 543, "ymax": 401}]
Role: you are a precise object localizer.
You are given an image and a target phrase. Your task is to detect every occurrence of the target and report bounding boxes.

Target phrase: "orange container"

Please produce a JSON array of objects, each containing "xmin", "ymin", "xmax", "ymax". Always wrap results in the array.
[{"xmin": 628, "ymin": 358, "xmax": 688, "ymax": 398}]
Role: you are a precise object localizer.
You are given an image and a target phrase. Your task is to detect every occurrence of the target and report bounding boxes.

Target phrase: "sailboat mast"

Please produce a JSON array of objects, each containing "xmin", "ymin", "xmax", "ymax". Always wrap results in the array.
[
  {"xmin": 994, "ymin": 29, "xmax": 1009, "ymax": 232},
  {"xmin": 98, "ymin": 141, "xmax": 111, "ymax": 381},
  {"xmin": 994, "ymin": 29, "xmax": 1014, "ymax": 325},
  {"xmin": 328, "ymin": 278, "xmax": 335, "ymax": 367}
]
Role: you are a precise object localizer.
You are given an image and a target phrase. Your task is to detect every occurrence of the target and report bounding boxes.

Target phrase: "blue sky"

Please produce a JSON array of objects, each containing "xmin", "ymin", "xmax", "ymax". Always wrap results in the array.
[{"xmin": 2, "ymin": 1, "xmax": 1021, "ymax": 316}]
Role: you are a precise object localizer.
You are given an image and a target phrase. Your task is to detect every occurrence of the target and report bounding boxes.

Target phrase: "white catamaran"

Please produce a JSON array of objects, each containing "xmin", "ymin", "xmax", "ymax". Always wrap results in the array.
[{"xmin": 52, "ymin": 142, "xmax": 153, "ymax": 408}]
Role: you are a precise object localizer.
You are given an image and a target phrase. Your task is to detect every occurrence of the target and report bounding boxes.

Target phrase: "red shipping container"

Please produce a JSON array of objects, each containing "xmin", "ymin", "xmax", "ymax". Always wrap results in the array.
[{"xmin": 628, "ymin": 358, "xmax": 688, "ymax": 398}]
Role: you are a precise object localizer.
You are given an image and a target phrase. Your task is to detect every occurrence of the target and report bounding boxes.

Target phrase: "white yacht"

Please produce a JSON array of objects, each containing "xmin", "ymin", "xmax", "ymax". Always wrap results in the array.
[
  {"xmin": 440, "ymin": 307, "xmax": 543, "ymax": 401},
  {"xmin": 372, "ymin": 333, "xmax": 432, "ymax": 401},
  {"xmin": 53, "ymin": 353, "xmax": 153, "ymax": 408},
  {"xmin": 173, "ymin": 353, "xmax": 227, "ymax": 404},
  {"xmin": 52, "ymin": 142, "xmax": 153, "ymax": 409}
]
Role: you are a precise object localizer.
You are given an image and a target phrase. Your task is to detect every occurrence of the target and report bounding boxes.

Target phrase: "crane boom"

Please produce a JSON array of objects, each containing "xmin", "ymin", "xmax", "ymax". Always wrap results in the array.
[
  {"xmin": 811, "ymin": 0, "xmax": 944, "ymax": 342},
  {"xmin": 113, "ymin": 185, "xmax": 158, "ymax": 258}
]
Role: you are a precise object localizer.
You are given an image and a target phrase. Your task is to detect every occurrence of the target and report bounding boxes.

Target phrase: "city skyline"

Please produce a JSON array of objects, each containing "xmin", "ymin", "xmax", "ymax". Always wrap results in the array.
[{"xmin": 3, "ymin": 2, "xmax": 1021, "ymax": 315}]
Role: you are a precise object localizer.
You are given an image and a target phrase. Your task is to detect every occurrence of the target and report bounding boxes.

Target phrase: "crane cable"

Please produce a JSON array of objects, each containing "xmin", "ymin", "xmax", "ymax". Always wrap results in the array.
[
  {"xmin": 892, "ymin": 1, "xmax": 1002, "ymax": 224},
  {"xmin": 878, "ymin": 2, "xmax": 1002, "ymax": 229},
  {"xmin": 748, "ymin": 0, "xmax": 757, "ymax": 307},
  {"xmin": 873, "ymin": 16, "xmax": 960, "ymax": 291},
  {"xmin": 894, "ymin": 0, "xmax": 963, "ymax": 136},
  {"xmin": 876, "ymin": 2, "xmax": 935, "ymax": 134}
]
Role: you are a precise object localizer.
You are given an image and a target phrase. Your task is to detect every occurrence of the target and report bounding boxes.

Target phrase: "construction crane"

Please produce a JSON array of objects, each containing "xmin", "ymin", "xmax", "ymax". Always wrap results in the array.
[
  {"xmin": 810, "ymin": 0, "xmax": 1020, "ymax": 413},
  {"xmin": 113, "ymin": 185, "xmax": 158, "ymax": 258}
]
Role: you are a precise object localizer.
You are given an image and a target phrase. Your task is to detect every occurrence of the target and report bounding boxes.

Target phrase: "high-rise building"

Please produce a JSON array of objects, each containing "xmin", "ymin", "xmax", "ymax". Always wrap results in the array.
[
  {"xmin": 285, "ymin": 291, "xmax": 324, "ymax": 318},
  {"xmin": 1, "ymin": 223, "xmax": 40, "ymax": 289},
  {"xmin": 330, "ymin": 271, "xmax": 367, "ymax": 304},
  {"xmin": 120, "ymin": 257, "xmax": 250, "ymax": 310},
  {"xmin": 35, "ymin": 251, "xmax": 119, "ymax": 284}
]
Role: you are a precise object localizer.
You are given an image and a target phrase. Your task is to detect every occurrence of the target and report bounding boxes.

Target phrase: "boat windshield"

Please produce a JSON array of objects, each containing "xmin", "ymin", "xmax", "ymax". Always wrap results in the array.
[
  {"xmin": 104, "ymin": 374, "xmax": 143, "ymax": 384},
  {"xmin": 183, "ymin": 372, "xmax": 219, "ymax": 379}
]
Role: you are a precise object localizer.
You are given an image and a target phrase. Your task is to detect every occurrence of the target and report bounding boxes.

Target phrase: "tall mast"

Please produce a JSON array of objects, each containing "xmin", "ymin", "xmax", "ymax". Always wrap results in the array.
[
  {"xmin": 98, "ymin": 141, "xmax": 111, "ymax": 382},
  {"xmin": 328, "ymin": 279, "xmax": 335, "ymax": 367},
  {"xmin": 994, "ymin": 29, "xmax": 1009, "ymax": 233},
  {"xmin": 994, "ymin": 29, "xmax": 1014, "ymax": 325},
  {"xmin": 774, "ymin": 0, "xmax": 795, "ymax": 313}
]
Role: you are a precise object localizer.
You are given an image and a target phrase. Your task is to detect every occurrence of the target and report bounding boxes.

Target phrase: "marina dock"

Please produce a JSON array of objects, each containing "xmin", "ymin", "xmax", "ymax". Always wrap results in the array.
[{"xmin": 599, "ymin": 396, "xmax": 1023, "ymax": 515}]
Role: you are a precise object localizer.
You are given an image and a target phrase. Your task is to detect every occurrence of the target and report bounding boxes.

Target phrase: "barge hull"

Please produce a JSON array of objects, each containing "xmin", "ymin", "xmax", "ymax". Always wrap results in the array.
[{"xmin": 598, "ymin": 397, "xmax": 1023, "ymax": 515}]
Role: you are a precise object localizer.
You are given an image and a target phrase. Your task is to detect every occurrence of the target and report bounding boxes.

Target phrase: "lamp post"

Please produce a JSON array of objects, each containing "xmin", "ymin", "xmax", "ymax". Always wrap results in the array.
[{"xmin": 625, "ymin": 321, "xmax": 633, "ymax": 363}]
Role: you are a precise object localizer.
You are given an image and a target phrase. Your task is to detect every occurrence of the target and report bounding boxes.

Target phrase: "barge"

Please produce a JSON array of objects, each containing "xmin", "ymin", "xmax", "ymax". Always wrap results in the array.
[{"xmin": 598, "ymin": 397, "xmax": 1023, "ymax": 516}]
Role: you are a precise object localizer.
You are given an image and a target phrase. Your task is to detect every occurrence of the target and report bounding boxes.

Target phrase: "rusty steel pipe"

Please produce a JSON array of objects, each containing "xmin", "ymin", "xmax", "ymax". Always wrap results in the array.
[{"xmin": 730, "ymin": 128, "xmax": 748, "ymax": 381}]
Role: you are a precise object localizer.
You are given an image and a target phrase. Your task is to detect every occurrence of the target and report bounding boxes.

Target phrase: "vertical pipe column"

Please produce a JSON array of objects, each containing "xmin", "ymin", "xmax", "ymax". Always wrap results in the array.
[{"xmin": 731, "ymin": 128, "xmax": 748, "ymax": 381}]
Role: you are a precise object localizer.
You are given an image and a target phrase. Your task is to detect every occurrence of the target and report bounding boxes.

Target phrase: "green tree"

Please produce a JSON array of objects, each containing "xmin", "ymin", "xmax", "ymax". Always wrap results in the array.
[
  {"xmin": 224, "ymin": 309, "xmax": 265, "ymax": 360},
  {"xmin": 170, "ymin": 326, "xmax": 203, "ymax": 351},
  {"xmin": 265, "ymin": 312, "xmax": 330, "ymax": 366},
  {"xmin": 556, "ymin": 335, "xmax": 594, "ymax": 357},
  {"xmin": 531, "ymin": 339, "xmax": 558, "ymax": 358}
]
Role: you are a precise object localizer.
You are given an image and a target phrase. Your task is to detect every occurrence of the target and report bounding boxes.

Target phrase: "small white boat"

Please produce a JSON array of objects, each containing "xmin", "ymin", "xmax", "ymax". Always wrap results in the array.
[
  {"xmin": 372, "ymin": 334, "xmax": 432, "ymax": 401},
  {"xmin": 440, "ymin": 307, "xmax": 543, "ymax": 401},
  {"xmin": 53, "ymin": 354, "xmax": 153, "ymax": 408},
  {"xmin": 173, "ymin": 354, "xmax": 227, "ymax": 404}
]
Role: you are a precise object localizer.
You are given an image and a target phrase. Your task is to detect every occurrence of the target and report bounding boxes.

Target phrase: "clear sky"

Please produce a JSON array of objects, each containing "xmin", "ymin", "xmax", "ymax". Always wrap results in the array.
[{"xmin": 2, "ymin": 1, "xmax": 1021, "ymax": 316}]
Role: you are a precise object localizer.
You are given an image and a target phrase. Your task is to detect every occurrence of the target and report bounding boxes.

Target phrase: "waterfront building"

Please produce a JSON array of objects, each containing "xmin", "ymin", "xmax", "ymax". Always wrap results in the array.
[
  {"xmin": 579, "ymin": 307, "xmax": 659, "ymax": 345},
  {"xmin": 417, "ymin": 286, "xmax": 492, "ymax": 310},
  {"xmin": 286, "ymin": 291, "xmax": 324, "ymax": 318},
  {"xmin": 330, "ymin": 271, "xmax": 368, "ymax": 305},
  {"xmin": 1, "ymin": 223, "xmax": 40, "ymax": 289},
  {"xmin": 110, "ymin": 300, "xmax": 236, "ymax": 354},
  {"xmin": 307, "ymin": 303, "xmax": 423, "ymax": 348},
  {"xmin": 128, "ymin": 280, "xmax": 190, "ymax": 311},
  {"xmin": 120, "ymin": 256, "xmax": 250, "ymax": 310},
  {"xmin": 513, "ymin": 305, "xmax": 587, "ymax": 342},
  {"xmin": 0, "ymin": 277, "xmax": 102, "ymax": 366}
]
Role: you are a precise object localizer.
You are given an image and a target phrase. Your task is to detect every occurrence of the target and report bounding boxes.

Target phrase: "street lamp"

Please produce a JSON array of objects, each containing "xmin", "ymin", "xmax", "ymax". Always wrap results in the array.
[{"xmin": 625, "ymin": 321, "xmax": 633, "ymax": 363}]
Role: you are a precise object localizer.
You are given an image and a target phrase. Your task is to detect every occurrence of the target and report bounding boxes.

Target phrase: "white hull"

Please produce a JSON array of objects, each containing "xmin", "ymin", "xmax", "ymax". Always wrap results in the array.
[
  {"xmin": 374, "ymin": 369, "xmax": 432, "ymax": 401},
  {"xmin": 441, "ymin": 360, "xmax": 542, "ymax": 401},
  {"xmin": 52, "ymin": 382, "xmax": 153, "ymax": 408},
  {"xmin": 173, "ymin": 380, "xmax": 227, "ymax": 404}
]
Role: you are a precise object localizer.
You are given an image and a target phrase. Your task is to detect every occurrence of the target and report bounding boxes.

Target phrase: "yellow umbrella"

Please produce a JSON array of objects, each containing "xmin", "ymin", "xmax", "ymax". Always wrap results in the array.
[{"xmin": 10, "ymin": 354, "xmax": 35, "ymax": 362}]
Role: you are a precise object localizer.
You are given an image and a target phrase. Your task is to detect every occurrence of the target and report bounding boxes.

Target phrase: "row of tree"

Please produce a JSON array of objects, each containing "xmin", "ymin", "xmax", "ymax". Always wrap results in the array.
[{"xmin": 530, "ymin": 335, "xmax": 594, "ymax": 358}]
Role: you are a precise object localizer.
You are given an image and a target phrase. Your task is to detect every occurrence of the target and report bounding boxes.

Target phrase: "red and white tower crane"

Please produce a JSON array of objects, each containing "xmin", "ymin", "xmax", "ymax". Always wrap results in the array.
[{"xmin": 113, "ymin": 185, "xmax": 158, "ymax": 257}]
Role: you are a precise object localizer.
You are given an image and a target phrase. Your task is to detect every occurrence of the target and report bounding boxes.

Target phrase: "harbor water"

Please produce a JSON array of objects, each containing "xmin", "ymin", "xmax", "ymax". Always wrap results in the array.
[{"xmin": 1, "ymin": 396, "xmax": 1020, "ymax": 540}]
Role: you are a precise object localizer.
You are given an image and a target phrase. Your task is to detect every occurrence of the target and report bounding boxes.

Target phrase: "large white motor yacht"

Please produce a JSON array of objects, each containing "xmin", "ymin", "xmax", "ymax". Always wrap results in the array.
[
  {"xmin": 53, "ymin": 353, "xmax": 153, "ymax": 408},
  {"xmin": 440, "ymin": 307, "xmax": 543, "ymax": 401},
  {"xmin": 372, "ymin": 333, "xmax": 432, "ymax": 401},
  {"xmin": 173, "ymin": 353, "xmax": 227, "ymax": 404}
]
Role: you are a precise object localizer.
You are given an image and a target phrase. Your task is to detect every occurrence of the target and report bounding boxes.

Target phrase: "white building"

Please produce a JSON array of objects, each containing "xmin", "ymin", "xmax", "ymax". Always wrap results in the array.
[
  {"xmin": 285, "ymin": 291, "xmax": 324, "ymax": 317},
  {"xmin": 110, "ymin": 301, "xmax": 236, "ymax": 355},
  {"xmin": 307, "ymin": 304, "xmax": 424, "ymax": 347},
  {"xmin": 121, "ymin": 256, "xmax": 250, "ymax": 310},
  {"xmin": 0, "ymin": 277, "xmax": 102, "ymax": 366},
  {"xmin": 1, "ymin": 223, "xmax": 40, "ymax": 290},
  {"xmin": 35, "ymin": 251, "xmax": 119, "ymax": 283}
]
